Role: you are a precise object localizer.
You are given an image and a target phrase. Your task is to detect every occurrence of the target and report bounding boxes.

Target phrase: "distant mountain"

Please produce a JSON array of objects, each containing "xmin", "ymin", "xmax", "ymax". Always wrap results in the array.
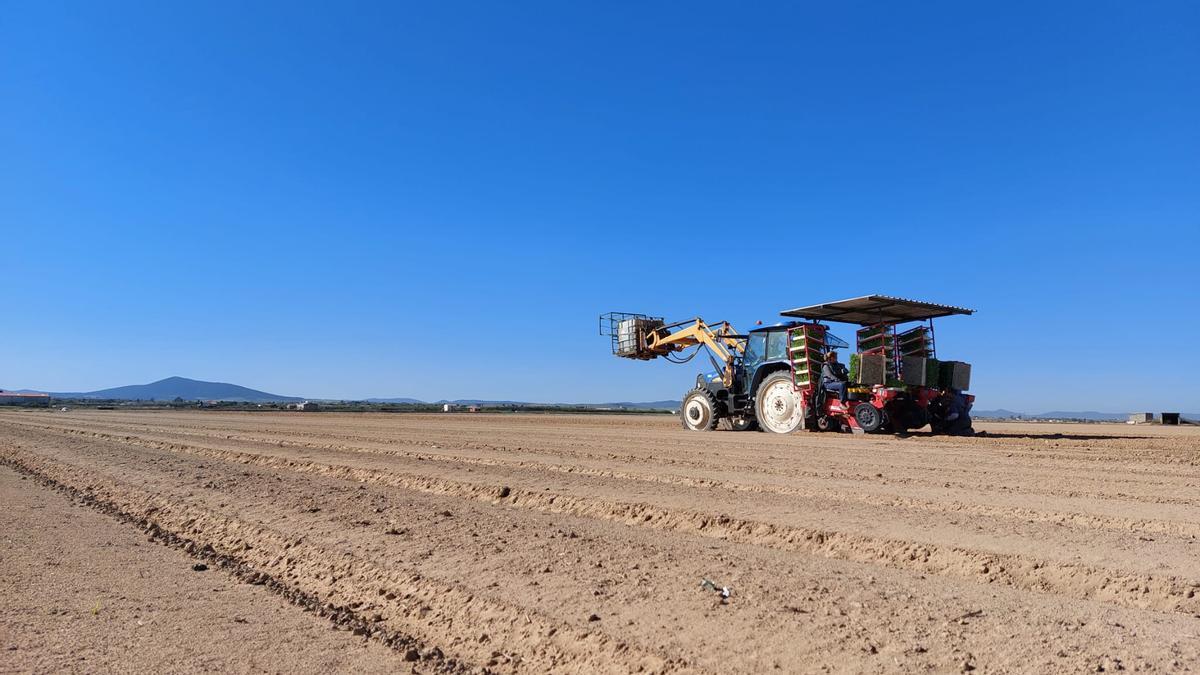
[
  {"xmin": 974, "ymin": 409, "xmax": 1128, "ymax": 421},
  {"xmin": 973, "ymin": 409, "xmax": 1200, "ymax": 421},
  {"xmin": 1037, "ymin": 411, "xmax": 1130, "ymax": 421},
  {"xmin": 363, "ymin": 397, "xmax": 425, "ymax": 404},
  {"xmin": 973, "ymin": 409, "xmax": 1027, "ymax": 419},
  {"xmin": 47, "ymin": 376, "xmax": 302, "ymax": 402},
  {"xmin": 597, "ymin": 400, "xmax": 681, "ymax": 410}
]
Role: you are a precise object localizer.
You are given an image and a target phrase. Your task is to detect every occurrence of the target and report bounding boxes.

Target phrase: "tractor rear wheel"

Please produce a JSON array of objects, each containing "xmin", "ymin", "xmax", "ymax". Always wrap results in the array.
[
  {"xmin": 680, "ymin": 389, "xmax": 719, "ymax": 431},
  {"xmin": 755, "ymin": 372, "xmax": 805, "ymax": 434}
]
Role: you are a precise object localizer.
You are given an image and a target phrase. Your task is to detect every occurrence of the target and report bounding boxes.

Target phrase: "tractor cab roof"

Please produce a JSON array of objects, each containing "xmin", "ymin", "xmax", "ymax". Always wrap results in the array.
[
  {"xmin": 747, "ymin": 321, "xmax": 800, "ymax": 333},
  {"xmin": 779, "ymin": 295, "xmax": 974, "ymax": 326}
]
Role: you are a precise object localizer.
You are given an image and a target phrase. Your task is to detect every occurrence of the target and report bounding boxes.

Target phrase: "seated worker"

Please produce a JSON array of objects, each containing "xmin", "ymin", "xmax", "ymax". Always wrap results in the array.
[{"xmin": 820, "ymin": 351, "xmax": 850, "ymax": 404}]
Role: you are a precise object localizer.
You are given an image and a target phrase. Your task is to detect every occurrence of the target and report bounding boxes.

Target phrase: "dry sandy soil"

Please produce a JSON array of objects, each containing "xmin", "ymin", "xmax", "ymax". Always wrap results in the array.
[{"xmin": 1, "ymin": 410, "xmax": 1198, "ymax": 673}]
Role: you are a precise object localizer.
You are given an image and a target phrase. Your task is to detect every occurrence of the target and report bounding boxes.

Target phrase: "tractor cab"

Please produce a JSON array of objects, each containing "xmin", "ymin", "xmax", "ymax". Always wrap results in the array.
[
  {"xmin": 741, "ymin": 324, "xmax": 790, "ymax": 388},
  {"xmin": 692, "ymin": 322, "xmax": 850, "ymax": 432},
  {"xmin": 739, "ymin": 324, "xmax": 847, "ymax": 398}
]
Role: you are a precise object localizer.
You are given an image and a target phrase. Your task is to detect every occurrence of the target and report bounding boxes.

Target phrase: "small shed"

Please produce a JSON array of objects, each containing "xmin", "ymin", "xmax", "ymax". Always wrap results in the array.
[
  {"xmin": 1161, "ymin": 413, "xmax": 1180, "ymax": 426},
  {"xmin": 443, "ymin": 403, "xmax": 454, "ymax": 412},
  {"xmin": 297, "ymin": 401, "xmax": 319, "ymax": 412},
  {"xmin": 1128, "ymin": 412, "xmax": 1153, "ymax": 424}
]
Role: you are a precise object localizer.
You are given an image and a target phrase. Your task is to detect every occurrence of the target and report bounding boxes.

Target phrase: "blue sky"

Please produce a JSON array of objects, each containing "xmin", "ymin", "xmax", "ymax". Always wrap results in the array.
[{"xmin": 1, "ymin": 1, "xmax": 1197, "ymax": 412}]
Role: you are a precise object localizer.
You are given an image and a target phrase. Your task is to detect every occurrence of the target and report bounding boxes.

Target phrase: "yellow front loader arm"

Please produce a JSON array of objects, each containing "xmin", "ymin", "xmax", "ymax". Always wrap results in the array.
[
  {"xmin": 616, "ymin": 316, "xmax": 745, "ymax": 388},
  {"xmin": 649, "ymin": 319, "xmax": 744, "ymax": 387}
]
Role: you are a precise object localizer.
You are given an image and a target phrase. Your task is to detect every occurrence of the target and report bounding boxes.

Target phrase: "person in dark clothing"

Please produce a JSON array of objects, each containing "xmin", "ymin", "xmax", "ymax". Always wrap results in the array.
[
  {"xmin": 821, "ymin": 351, "xmax": 850, "ymax": 404},
  {"xmin": 937, "ymin": 387, "xmax": 974, "ymax": 435}
]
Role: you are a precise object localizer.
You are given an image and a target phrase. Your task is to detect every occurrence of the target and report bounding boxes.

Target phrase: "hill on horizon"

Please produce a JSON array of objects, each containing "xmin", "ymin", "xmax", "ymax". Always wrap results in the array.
[
  {"xmin": 44, "ymin": 376, "xmax": 303, "ymax": 403},
  {"xmin": 974, "ymin": 409, "xmax": 1200, "ymax": 421},
  {"xmin": 973, "ymin": 409, "xmax": 1130, "ymax": 421},
  {"xmin": 10, "ymin": 378, "xmax": 677, "ymax": 408}
]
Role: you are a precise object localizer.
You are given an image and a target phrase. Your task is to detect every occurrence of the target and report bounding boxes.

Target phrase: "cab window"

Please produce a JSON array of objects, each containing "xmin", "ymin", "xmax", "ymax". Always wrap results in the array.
[
  {"xmin": 766, "ymin": 330, "xmax": 787, "ymax": 361},
  {"xmin": 745, "ymin": 333, "xmax": 766, "ymax": 368}
]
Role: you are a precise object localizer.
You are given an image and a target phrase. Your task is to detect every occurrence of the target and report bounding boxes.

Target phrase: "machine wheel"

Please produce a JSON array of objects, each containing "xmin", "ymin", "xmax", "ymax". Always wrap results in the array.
[
  {"xmin": 854, "ymin": 403, "xmax": 886, "ymax": 433},
  {"xmin": 680, "ymin": 389, "xmax": 719, "ymax": 431},
  {"xmin": 755, "ymin": 372, "xmax": 805, "ymax": 434},
  {"xmin": 727, "ymin": 416, "xmax": 758, "ymax": 432}
]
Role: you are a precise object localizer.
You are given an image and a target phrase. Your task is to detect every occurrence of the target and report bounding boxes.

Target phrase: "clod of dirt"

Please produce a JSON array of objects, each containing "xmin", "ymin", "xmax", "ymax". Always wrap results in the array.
[
  {"xmin": 588, "ymin": 614, "xmax": 601, "ymax": 622},
  {"xmin": 498, "ymin": 486, "xmax": 511, "ymax": 498},
  {"xmin": 402, "ymin": 648, "xmax": 420, "ymax": 662},
  {"xmin": 191, "ymin": 563, "xmax": 208, "ymax": 572}
]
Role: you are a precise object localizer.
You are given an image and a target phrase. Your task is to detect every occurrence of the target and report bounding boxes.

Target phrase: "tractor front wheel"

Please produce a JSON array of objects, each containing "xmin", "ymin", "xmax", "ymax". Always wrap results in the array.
[
  {"xmin": 756, "ymin": 372, "xmax": 805, "ymax": 434},
  {"xmin": 680, "ymin": 389, "xmax": 719, "ymax": 431}
]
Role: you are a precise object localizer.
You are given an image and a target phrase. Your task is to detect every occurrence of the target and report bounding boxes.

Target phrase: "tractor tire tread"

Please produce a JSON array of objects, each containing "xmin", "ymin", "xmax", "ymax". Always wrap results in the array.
[{"xmin": 680, "ymin": 388, "xmax": 720, "ymax": 431}]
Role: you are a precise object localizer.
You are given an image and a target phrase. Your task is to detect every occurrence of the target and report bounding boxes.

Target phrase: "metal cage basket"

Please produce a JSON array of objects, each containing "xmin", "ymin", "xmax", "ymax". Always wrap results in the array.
[{"xmin": 599, "ymin": 312, "xmax": 665, "ymax": 359}]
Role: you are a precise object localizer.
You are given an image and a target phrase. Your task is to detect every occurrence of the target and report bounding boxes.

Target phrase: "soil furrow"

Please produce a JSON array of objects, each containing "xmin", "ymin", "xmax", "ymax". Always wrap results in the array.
[
  {"xmin": 5, "ymin": 411, "xmax": 1200, "ymax": 674},
  {"xmin": 7, "ymin": 420, "xmax": 1198, "ymax": 615},
  {"xmin": 10, "ymin": 416, "xmax": 1200, "ymax": 535},
  {"xmin": 0, "ymin": 447, "xmax": 683, "ymax": 674}
]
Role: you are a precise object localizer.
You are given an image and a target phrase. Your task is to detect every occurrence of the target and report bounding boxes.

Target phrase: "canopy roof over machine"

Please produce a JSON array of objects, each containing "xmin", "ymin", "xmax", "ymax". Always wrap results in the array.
[{"xmin": 780, "ymin": 295, "xmax": 974, "ymax": 326}]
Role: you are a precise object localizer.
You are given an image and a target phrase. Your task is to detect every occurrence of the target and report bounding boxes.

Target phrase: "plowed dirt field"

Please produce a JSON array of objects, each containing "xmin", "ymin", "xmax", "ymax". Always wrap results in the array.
[{"xmin": 2, "ymin": 410, "xmax": 1198, "ymax": 673}]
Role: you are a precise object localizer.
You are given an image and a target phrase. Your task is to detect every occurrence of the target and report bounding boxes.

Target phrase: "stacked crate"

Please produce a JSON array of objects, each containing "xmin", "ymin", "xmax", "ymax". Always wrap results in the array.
[
  {"xmin": 788, "ymin": 325, "xmax": 826, "ymax": 390},
  {"xmin": 898, "ymin": 326, "xmax": 939, "ymax": 386},
  {"xmin": 856, "ymin": 325, "xmax": 893, "ymax": 358},
  {"xmin": 898, "ymin": 326, "xmax": 932, "ymax": 358},
  {"xmin": 938, "ymin": 361, "xmax": 972, "ymax": 390},
  {"xmin": 854, "ymin": 353, "xmax": 889, "ymax": 385},
  {"xmin": 856, "ymin": 324, "xmax": 895, "ymax": 385},
  {"xmin": 901, "ymin": 356, "xmax": 941, "ymax": 386}
]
